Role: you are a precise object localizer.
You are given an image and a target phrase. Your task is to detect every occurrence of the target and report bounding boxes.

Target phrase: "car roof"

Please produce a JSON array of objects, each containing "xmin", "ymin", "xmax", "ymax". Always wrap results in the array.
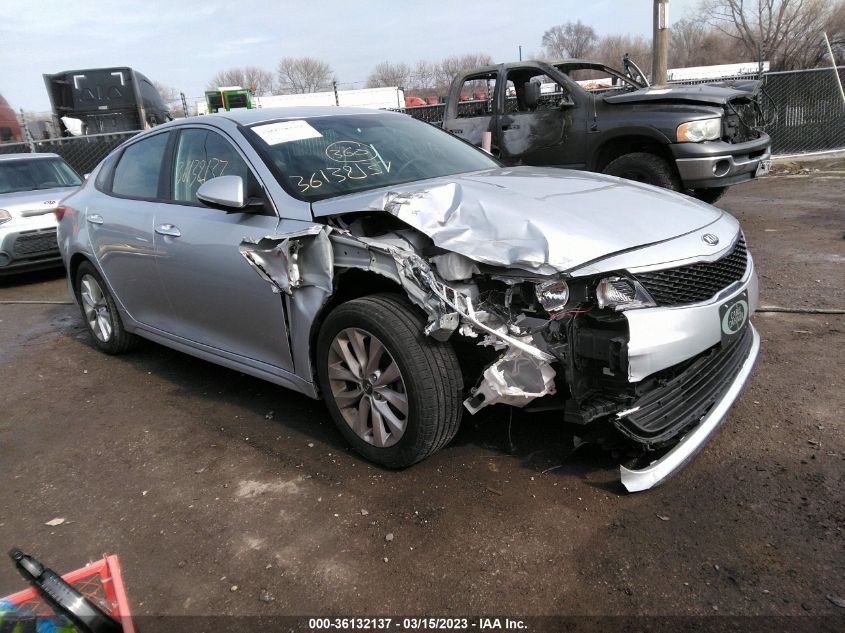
[
  {"xmin": 193, "ymin": 106, "xmax": 396, "ymax": 127},
  {"xmin": 0, "ymin": 153, "xmax": 62, "ymax": 162}
]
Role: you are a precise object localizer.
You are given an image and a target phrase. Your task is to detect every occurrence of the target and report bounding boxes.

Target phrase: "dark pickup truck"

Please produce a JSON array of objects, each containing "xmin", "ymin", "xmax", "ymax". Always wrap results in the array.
[{"xmin": 441, "ymin": 59, "xmax": 772, "ymax": 202}]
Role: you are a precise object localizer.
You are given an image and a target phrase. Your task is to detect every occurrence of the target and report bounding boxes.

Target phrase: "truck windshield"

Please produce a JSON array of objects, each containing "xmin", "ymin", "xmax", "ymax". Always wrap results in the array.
[
  {"xmin": 246, "ymin": 113, "xmax": 499, "ymax": 202},
  {"xmin": 0, "ymin": 158, "xmax": 82, "ymax": 194}
]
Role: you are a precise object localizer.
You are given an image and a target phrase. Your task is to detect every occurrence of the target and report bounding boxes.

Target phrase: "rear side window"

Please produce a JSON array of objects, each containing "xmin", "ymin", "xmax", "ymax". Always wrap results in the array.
[
  {"xmin": 111, "ymin": 132, "xmax": 169, "ymax": 199},
  {"xmin": 172, "ymin": 128, "xmax": 250, "ymax": 204}
]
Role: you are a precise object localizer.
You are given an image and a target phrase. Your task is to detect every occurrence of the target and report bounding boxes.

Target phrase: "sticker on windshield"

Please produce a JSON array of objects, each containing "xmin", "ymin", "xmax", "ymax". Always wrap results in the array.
[{"xmin": 252, "ymin": 120, "xmax": 322, "ymax": 145}]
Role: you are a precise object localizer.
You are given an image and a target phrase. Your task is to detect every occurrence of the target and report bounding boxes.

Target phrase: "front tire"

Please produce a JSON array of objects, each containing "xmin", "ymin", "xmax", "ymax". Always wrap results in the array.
[
  {"xmin": 691, "ymin": 186, "xmax": 729, "ymax": 204},
  {"xmin": 316, "ymin": 294, "xmax": 463, "ymax": 468},
  {"xmin": 603, "ymin": 152, "xmax": 681, "ymax": 191},
  {"xmin": 74, "ymin": 261, "xmax": 139, "ymax": 354}
]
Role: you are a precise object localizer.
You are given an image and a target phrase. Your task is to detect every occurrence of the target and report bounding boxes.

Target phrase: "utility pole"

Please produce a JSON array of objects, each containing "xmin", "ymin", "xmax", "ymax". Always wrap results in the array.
[{"xmin": 652, "ymin": 0, "xmax": 669, "ymax": 85}]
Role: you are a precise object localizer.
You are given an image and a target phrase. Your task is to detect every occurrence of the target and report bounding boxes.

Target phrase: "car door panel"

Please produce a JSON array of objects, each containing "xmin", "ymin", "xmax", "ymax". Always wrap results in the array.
[
  {"xmin": 89, "ymin": 132, "xmax": 171, "ymax": 325},
  {"xmin": 153, "ymin": 126, "xmax": 297, "ymax": 372}
]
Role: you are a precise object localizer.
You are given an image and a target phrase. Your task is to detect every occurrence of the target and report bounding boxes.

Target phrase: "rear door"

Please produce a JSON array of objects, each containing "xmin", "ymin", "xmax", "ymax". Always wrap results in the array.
[
  {"xmin": 152, "ymin": 126, "xmax": 295, "ymax": 371},
  {"xmin": 88, "ymin": 130, "xmax": 171, "ymax": 325},
  {"xmin": 443, "ymin": 69, "xmax": 500, "ymax": 150}
]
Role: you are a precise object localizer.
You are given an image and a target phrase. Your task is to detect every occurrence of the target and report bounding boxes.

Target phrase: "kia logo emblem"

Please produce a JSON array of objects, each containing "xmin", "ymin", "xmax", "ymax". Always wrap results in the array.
[{"xmin": 702, "ymin": 233, "xmax": 720, "ymax": 246}]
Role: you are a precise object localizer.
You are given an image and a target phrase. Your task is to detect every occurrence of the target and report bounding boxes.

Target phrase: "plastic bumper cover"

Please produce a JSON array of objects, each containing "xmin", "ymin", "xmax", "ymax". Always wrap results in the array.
[{"xmin": 620, "ymin": 323, "xmax": 760, "ymax": 492}]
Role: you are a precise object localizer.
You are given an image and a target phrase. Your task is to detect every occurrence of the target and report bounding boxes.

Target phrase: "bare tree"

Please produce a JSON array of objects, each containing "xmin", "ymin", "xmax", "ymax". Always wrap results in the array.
[
  {"xmin": 700, "ymin": 0, "xmax": 845, "ymax": 70},
  {"xmin": 151, "ymin": 81, "xmax": 180, "ymax": 115},
  {"xmin": 410, "ymin": 60, "xmax": 438, "ymax": 94},
  {"xmin": 276, "ymin": 57, "xmax": 333, "ymax": 94},
  {"xmin": 207, "ymin": 66, "xmax": 275, "ymax": 95},
  {"xmin": 593, "ymin": 34, "xmax": 653, "ymax": 74},
  {"xmin": 435, "ymin": 53, "xmax": 494, "ymax": 93},
  {"xmin": 670, "ymin": 17, "xmax": 746, "ymax": 67},
  {"xmin": 542, "ymin": 21, "xmax": 598, "ymax": 58},
  {"xmin": 366, "ymin": 61, "xmax": 413, "ymax": 88}
]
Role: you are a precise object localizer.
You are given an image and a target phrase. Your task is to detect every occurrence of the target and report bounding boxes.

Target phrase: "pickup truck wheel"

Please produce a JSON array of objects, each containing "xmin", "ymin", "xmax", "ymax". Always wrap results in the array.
[
  {"xmin": 691, "ymin": 187, "xmax": 729, "ymax": 204},
  {"xmin": 603, "ymin": 152, "xmax": 680, "ymax": 191},
  {"xmin": 316, "ymin": 293, "xmax": 463, "ymax": 468}
]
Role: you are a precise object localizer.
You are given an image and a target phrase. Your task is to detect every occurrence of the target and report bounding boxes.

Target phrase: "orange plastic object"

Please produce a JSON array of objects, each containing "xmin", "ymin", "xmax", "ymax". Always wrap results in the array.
[{"xmin": 2, "ymin": 554, "xmax": 135, "ymax": 633}]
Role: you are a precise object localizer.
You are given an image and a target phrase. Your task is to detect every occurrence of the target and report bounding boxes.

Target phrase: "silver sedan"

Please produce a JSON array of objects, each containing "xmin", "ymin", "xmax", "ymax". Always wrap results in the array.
[{"xmin": 57, "ymin": 108, "xmax": 759, "ymax": 491}]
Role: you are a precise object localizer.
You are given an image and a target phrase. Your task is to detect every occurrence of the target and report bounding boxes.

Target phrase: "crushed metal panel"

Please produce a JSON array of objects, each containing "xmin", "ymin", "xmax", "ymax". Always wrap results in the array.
[
  {"xmin": 370, "ymin": 183, "xmax": 559, "ymax": 275},
  {"xmin": 464, "ymin": 349, "xmax": 557, "ymax": 414},
  {"xmin": 239, "ymin": 226, "xmax": 333, "ymax": 295}
]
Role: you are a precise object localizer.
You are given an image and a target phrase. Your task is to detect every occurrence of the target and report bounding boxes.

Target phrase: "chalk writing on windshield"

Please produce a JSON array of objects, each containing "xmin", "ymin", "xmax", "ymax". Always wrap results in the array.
[{"xmin": 290, "ymin": 141, "xmax": 393, "ymax": 193}]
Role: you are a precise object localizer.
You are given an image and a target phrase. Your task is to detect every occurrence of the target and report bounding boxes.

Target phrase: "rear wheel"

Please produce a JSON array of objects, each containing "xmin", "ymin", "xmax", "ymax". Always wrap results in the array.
[
  {"xmin": 316, "ymin": 294, "xmax": 463, "ymax": 468},
  {"xmin": 74, "ymin": 261, "xmax": 139, "ymax": 354},
  {"xmin": 603, "ymin": 152, "xmax": 681, "ymax": 191}
]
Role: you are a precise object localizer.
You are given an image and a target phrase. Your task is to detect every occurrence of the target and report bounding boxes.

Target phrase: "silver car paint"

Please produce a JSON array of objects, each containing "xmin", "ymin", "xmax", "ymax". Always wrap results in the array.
[
  {"xmin": 312, "ymin": 167, "xmax": 723, "ymax": 275},
  {"xmin": 58, "ymin": 107, "xmax": 760, "ymax": 491},
  {"xmin": 0, "ymin": 153, "xmax": 76, "ymax": 272}
]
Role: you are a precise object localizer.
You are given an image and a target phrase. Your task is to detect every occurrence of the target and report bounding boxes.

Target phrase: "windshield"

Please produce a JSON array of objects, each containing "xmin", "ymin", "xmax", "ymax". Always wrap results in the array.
[
  {"xmin": 0, "ymin": 157, "xmax": 82, "ymax": 194},
  {"xmin": 245, "ymin": 113, "xmax": 499, "ymax": 202}
]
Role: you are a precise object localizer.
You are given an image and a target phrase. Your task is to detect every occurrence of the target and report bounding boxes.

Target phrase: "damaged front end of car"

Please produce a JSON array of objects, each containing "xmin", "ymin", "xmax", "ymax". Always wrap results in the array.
[{"xmin": 239, "ymin": 182, "xmax": 760, "ymax": 492}]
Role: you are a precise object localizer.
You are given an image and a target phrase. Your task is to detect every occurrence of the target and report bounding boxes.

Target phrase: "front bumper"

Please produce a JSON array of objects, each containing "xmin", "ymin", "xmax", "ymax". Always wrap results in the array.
[
  {"xmin": 671, "ymin": 134, "xmax": 771, "ymax": 189},
  {"xmin": 0, "ymin": 227, "xmax": 62, "ymax": 275},
  {"xmin": 620, "ymin": 324, "xmax": 760, "ymax": 492}
]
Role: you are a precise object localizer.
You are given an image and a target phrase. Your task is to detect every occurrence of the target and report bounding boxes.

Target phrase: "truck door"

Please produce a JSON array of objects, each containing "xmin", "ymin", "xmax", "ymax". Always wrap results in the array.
[
  {"xmin": 442, "ymin": 69, "xmax": 500, "ymax": 150},
  {"xmin": 498, "ymin": 66, "xmax": 586, "ymax": 168}
]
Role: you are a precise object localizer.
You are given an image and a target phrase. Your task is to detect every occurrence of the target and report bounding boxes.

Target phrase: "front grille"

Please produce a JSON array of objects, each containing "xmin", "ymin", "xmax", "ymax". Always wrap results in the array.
[
  {"xmin": 636, "ymin": 236, "xmax": 748, "ymax": 306},
  {"xmin": 614, "ymin": 327, "xmax": 754, "ymax": 447},
  {"xmin": 724, "ymin": 98, "xmax": 762, "ymax": 143},
  {"xmin": 12, "ymin": 229, "xmax": 59, "ymax": 257}
]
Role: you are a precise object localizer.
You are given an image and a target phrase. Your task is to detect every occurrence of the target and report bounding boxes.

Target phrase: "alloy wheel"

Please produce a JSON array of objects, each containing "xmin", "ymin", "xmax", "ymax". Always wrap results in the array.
[
  {"xmin": 80, "ymin": 274, "xmax": 113, "ymax": 343},
  {"xmin": 327, "ymin": 327, "xmax": 409, "ymax": 448}
]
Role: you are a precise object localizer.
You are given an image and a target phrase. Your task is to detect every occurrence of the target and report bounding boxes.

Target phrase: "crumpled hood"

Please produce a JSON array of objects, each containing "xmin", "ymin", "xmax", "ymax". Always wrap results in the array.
[
  {"xmin": 311, "ymin": 167, "xmax": 722, "ymax": 275},
  {"xmin": 604, "ymin": 82, "xmax": 759, "ymax": 106}
]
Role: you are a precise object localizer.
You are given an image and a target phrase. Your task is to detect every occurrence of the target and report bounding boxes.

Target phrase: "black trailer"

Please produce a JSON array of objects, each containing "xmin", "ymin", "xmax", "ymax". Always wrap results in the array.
[{"xmin": 43, "ymin": 67, "xmax": 171, "ymax": 136}]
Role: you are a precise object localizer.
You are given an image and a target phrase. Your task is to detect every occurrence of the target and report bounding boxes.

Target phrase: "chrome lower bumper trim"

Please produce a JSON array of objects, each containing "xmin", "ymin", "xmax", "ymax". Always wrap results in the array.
[{"xmin": 620, "ymin": 324, "xmax": 761, "ymax": 493}]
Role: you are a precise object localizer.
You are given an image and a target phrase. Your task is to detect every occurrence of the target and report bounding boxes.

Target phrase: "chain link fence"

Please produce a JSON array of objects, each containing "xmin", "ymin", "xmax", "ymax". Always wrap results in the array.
[
  {"xmin": 1, "ymin": 67, "xmax": 842, "ymax": 170},
  {"xmin": 0, "ymin": 131, "xmax": 138, "ymax": 175},
  {"xmin": 761, "ymin": 66, "xmax": 845, "ymax": 155}
]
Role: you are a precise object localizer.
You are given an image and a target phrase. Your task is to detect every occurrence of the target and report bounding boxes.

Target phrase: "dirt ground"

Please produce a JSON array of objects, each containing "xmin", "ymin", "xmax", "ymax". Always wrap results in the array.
[{"xmin": 0, "ymin": 169, "xmax": 843, "ymax": 626}]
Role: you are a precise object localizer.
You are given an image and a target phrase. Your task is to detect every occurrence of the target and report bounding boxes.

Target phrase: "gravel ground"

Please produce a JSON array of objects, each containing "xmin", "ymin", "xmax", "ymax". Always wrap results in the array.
[{"xmin": 0, "ymin": 171, "xmax": 843, "ymax": 626}]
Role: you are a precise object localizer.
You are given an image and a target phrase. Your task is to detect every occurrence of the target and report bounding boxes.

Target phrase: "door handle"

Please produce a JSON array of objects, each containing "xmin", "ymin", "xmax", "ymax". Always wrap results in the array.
[
  {"xmin": 155, "ymin": 223, "xmax": 181, "ymax": 237},
  {"xmin": 87, "ymin": 214, "xmax": 104, "ymax": 225},
  {"xmin": 501, "ymin": 124, "xmax": 520, "ymax": 131}
]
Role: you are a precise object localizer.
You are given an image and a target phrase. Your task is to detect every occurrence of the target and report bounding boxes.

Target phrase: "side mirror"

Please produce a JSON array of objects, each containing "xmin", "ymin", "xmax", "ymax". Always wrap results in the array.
[
  {"xmin": 523, "ymin": 82, "xmax": 540, "ymax": 110},
  {"xmin": 196, "ymin": 175, "xmax": 247, "ymax": 211},
  {"xmin": 560, "ymin": 95, "xmax": 576, "ymax": 108}
]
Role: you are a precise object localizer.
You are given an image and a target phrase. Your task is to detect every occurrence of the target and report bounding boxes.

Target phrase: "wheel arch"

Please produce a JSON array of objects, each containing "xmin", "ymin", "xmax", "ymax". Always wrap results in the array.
[
  {"xmin": 307, "ymin": 268, "xmax": 411, "ymax": 384},
  {"xmin": 590, "ymin": 132, "xmax": 676, "ymax": 173}
]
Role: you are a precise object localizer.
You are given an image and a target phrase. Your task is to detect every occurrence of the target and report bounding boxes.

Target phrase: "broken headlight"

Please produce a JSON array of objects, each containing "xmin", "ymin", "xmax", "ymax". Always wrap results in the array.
[
  {"xmin": 535, "ymin": 279, "xmax": 569, "ymax": 314},
  {"xmin": 596, "ymin": 277, "xmax": 656, "ymax": 311},
  {"xmin": 677, "ymin": 117, "xmax": 721, "ymax": 142}
]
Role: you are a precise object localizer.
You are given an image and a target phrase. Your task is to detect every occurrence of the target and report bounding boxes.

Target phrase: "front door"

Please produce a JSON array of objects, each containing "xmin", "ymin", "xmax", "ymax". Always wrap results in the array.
[
  {"xmin": 152, "ymin": 127, "xmax": 296, "ymax": 372},
  {"xmin": 497, "ymin": 66, "xmax": 584, "ymax": 168}
]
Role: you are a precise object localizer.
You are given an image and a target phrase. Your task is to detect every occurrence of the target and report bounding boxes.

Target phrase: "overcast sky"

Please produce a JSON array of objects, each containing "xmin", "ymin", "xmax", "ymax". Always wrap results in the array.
[{"xmin": 2, "ymin": 0, "xmax": 699, "ymax": 112}]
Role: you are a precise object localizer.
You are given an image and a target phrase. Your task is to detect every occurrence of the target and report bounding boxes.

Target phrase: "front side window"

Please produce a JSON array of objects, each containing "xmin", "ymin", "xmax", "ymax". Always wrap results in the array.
[
  {"xmin": 247, "ymin": 113, "xmax": 499, "ymax": 203},
  {"xmin": 172, "ymin": 129, "xmax": 250, "ymax": 204},
  {"xmin": 0, "ymin": 157, "xmax": 81, "ymax": 194},
  {"xmin": 111, "ymin": 132, "xmax": 169, "ymax": 198}
]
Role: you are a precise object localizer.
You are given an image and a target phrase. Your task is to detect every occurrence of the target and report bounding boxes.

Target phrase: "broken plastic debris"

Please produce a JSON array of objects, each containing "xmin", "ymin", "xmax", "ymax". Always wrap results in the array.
[{"xmin": 464, "ymin": 349, "xmax": 556, "ymax": 414}]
